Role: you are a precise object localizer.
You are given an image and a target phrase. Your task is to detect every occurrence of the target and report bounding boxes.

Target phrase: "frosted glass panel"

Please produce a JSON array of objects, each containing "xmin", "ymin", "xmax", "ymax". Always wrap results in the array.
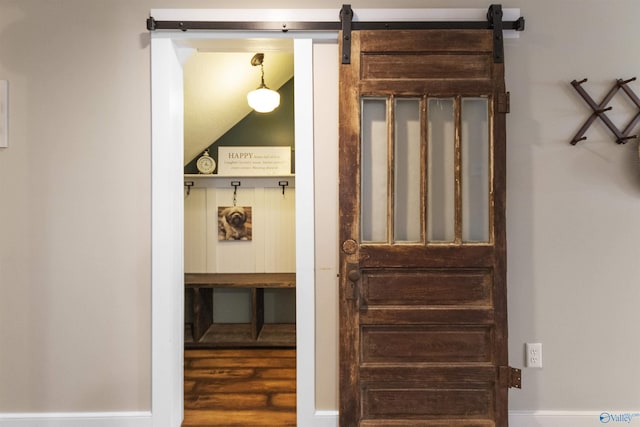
[
  {"xmin": 427, "ymin": 98, "xmax": 455, "ymax": 242},
  {"xmin": 462, "ymin": 98, "xmax": 490, "ymax": 242},
  {"xmin": 361, "ymin": 98, "xmax": 388, "ymax": 243},
  {"xmin": 394, "ymin": 98, "xmax": 422, "ymax": 242}
]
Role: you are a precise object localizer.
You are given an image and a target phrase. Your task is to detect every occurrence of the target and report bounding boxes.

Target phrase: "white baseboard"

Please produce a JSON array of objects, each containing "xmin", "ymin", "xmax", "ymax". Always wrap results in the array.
[
  {"xmin": 314, "ymin": 410, "xmax": 339, "ymax": 426},
  {"xmin": 0, "ymin": 412, "xmax": 152, "ymax": 427},
  {"xmin": 510, "ymin": 410, "xmax": 640, "ymax": 426},
  {"xmin": 310, "ymin": 411, "xmax": 640, "ymax": 426},
  {"xmin": 3, "ymin": 410, "xmax": 638, "ymax": 426}
]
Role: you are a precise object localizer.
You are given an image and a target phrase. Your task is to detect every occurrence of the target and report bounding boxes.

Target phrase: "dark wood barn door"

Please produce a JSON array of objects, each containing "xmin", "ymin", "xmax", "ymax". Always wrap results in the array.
[{"xmin": 338, "ymin": 28, "xmax": 519, "ymax": 426}]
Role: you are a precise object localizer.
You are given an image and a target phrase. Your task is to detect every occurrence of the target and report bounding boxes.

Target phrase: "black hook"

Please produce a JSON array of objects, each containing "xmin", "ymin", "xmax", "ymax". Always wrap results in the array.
[
  {"xmin": 616, "ymin": 135, "xmax": 637, "ymax": 144},
  {"xmin": 618, "ymin": 77, "xmax": 637, "ymax": 86},
  {"xmin": 184, "ymin": 181, "xmax": 194, "ymax": 196},
  {"xmin": 596, "ymin": 106, "xmax": 613, "ymax": 114},
  {"xmin": 570, "ymin": 136, "xmax": 587, "ymax": 145},
  {"xmin": 279, "ymin": 180, "xmax": 289, "ymax": 195},
  {"xmin": 231, "ymin": 181, "xmax": 241, "ymax": 206}
]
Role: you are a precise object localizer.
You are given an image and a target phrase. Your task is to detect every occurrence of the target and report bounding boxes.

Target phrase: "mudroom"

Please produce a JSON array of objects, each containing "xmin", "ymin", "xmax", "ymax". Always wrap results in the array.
[{"xmin": 181, "ymin": 44, "xmax": 297, "ymax": 426}]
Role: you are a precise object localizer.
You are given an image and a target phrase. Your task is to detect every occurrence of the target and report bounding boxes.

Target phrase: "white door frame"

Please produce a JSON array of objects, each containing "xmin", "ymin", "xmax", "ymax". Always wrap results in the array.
[{"xmin": 150, "ymin": 10, "xmax": 338, "ymax": 426}]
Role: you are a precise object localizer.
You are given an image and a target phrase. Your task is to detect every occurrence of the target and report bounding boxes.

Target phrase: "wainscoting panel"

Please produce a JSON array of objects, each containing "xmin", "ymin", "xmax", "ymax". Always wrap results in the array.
[{"xmin": 184, "ymin": 183, "xmax": 295, "ymax": 274}]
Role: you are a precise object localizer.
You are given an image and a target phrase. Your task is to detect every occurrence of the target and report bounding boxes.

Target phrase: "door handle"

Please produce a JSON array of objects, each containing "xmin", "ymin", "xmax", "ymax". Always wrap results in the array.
[
  {"xmin": 345, "ymin": 263, "xmax": 360, "ymax": 301},
  {"xmin": 347, "ymin": 269, "xmax": 361, "ymax": 282}
]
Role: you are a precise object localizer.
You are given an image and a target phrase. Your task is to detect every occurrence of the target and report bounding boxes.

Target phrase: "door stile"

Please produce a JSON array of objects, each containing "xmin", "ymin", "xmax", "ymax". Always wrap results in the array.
[
  {"xmin": 492, "ymin": 61, "xmax": 510, "ymax": 427},
  {"xmin": 338, "ymin": 29, "xmax": 361, "ymax": 425}
]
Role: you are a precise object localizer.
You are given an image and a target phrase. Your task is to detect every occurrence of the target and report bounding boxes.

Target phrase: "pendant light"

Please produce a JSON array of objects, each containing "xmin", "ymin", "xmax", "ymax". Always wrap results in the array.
[{"xmin": 247, "ymin": 53, "xmax": 280, "ymax": 113}]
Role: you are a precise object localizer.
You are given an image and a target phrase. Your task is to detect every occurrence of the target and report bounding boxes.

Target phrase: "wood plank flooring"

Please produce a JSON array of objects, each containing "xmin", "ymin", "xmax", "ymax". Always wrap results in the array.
[{"xmin": 183, "ymin": 348, "xmax": 296, "ymax": 427}]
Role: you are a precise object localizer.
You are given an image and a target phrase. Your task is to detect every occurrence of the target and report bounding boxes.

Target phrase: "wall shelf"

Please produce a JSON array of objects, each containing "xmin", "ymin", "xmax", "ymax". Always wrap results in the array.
[
  {"xmin": 184, "ymin": 174, "xmax": 294, "ymax": 184},
  {"xmin": 184, "ymin": 174, "xmax": 295, "ymax": 195},
  {"xmin": 184, "ymin": 272, "xmax": 296, "ymax": 348}
]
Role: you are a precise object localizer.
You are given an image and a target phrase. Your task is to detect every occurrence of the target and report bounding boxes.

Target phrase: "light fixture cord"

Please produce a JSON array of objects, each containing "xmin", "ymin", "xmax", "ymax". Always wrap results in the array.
[{"xmin": 260, "ymin": 63, "xmax": 266, "ymax": 88}]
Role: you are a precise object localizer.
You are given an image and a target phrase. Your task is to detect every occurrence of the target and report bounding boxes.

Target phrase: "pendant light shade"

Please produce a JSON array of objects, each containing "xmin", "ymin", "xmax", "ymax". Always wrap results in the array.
[
  {"xmin": 247, "ymin": 87, "xmax": 280, "ymax": 113},
  {"xmin": 247, "ymin": 53, "xmax": 280, "ymax": 113}
]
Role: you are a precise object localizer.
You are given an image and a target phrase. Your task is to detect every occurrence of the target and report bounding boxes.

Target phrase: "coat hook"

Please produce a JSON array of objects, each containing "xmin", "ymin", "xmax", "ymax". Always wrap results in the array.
[
  {"xmin": 279, "ymin": 180, "xmax": 289, "ymax": 195},
  {"xmin": 184, "ymin": 181, "xmax": 194, "ymax": 196},
  {"xmin": 570, "ymin": 136, "xmax": 587, "ymax": 145},
  {"xmin": 616, "ymin": 135, "xmax": 637, "ymax": 144},
  {"xmin": 570, "ymin": 77, "xmax": 640, "ymax": 145},
  {"xmin": 618, "ymin": 77, "xmax": 637, "ymax": 86},
  {"xmin": 231, "ymin": 181, "xmax": 241, "ymax": 206}
]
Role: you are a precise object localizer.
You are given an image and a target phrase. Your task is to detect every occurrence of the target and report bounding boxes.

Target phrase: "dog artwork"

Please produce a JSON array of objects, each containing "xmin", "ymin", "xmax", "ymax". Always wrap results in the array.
[{"xmin": 218, "ymin": 206, "xmax": 252, "ymax": 241}]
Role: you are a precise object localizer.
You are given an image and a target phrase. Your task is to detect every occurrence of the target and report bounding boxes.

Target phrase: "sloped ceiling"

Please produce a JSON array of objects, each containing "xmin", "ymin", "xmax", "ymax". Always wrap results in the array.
[{"xmin": 183, "ymin": 40, "xmax": 294, "ymax": 166}]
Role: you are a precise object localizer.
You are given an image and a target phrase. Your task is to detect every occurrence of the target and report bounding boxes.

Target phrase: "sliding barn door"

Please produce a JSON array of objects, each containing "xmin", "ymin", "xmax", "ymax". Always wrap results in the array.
[{"xmin": 338, "ymin": 28, "xmax": 518, "ymax": 426}]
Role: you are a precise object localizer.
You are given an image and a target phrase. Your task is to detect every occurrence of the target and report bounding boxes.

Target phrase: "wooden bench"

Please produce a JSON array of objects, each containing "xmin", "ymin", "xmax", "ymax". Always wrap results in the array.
[{"xmin": 184, "ymin": 272, "xmax": 295, "ymax": 348}]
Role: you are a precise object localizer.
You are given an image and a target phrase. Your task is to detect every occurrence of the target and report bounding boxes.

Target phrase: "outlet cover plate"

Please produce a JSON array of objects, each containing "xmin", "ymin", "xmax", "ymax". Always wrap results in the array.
[{"xmin": 526, "ymin": 342, "xmax": 542, "ymax": 368}]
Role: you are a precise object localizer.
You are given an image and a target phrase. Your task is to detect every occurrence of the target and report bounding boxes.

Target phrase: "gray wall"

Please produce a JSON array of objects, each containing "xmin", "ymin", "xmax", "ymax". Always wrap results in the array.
[{"xmin": 0, "ymin": 0, "xmax": 639, "ymax": 416}]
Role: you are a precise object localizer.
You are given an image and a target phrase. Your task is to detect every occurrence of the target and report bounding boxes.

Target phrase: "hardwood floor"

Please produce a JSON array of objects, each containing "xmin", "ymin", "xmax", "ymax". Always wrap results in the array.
[{"xmin": 183, "ymin": 348, "xmax": 296, "ymax": 427}]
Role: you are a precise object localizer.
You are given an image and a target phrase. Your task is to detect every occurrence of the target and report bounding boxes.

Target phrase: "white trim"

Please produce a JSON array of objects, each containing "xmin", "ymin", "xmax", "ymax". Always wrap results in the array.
[
  {"xmin": 150, "ymin": 37, "xmax": 191, "ymax": 427},
  {"xmin": 4, "ymin": 410, "xmax": 637, "ymax": 427},
  {"xmin": 314, "ymin": 411, "xmax": 339, "ymax": 427},
  {"xmin": 0, "ymin": 412, "xmax": 152, "ymax": 427},
  {"xmin": 510, "ymin": 410, "xmax": 640, "ymax": 426},
  {"xmin": 293, "ymin": 38, "xmax": 317, "ymax": 427},
  {"xmin": 287, "ymin": 410, "xmax": 640, "ymax": 427}
]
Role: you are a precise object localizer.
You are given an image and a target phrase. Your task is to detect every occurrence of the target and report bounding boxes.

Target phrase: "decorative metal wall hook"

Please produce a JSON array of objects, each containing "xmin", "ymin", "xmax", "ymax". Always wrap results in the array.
[
  {"xmin": 279, "ymin": 180, "xmax": 289, "ymax": 195},
  {"xmin": 570, "ymin": 77, "xmax": 640, "ymax": 145},
  {"xmin": 184, "ymin": 181, "xmax": 194, "ymax": 196},
  {"xmin": 231, "ymin": 181, "xmax": 241, "ymax": 206}
]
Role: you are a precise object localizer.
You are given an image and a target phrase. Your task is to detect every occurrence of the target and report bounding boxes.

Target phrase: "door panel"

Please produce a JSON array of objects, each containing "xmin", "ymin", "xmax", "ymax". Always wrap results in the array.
[
  {"xmin": 339, "ymin": 28, "xmax": 511, "ymax": 426},
  {"xmin": 361, "ymin": 326, "xmax": 493, "ymax": 362},
  {"xmin": 361, "ymin": 54, "xmax": 493, "ymax": 80},
  {"xmin": 362, "ymin": 270, "xmax": 492, "ymax": 306},
  {"xmin": 363, "ymin": 388, "xmax": 493, "ymax": 418}
]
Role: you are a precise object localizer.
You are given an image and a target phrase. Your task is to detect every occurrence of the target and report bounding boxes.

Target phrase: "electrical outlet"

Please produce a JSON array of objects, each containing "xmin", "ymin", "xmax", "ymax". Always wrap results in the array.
[{"xmin": 526, "ymin": 343, "xmax": 542, "ymax": 368}]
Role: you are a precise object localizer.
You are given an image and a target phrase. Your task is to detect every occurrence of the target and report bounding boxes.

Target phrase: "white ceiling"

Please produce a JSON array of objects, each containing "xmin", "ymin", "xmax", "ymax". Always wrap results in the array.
[{"xmin": 183, "ymin": 40, "xmax": 294, "ymax": 165}]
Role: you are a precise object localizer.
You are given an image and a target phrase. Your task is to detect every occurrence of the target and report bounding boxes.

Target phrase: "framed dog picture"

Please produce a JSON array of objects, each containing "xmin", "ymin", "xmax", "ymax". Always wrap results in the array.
[{"xmin": 218, "ymin": 206, "xmax": 252, "ymax": 241}]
